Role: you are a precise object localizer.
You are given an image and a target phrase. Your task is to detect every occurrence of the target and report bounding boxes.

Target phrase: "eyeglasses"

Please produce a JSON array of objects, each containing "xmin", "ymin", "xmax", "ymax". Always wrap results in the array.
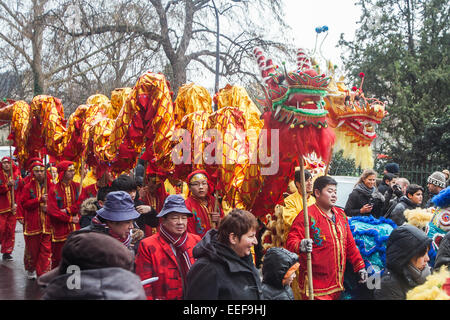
[
  {"xmin": 190, "ymin": 182, "xmax": 208, "ymax": 187},
  {"xmin": 167, "ymin": 215, "xmax": 188, "ymax": 222}
]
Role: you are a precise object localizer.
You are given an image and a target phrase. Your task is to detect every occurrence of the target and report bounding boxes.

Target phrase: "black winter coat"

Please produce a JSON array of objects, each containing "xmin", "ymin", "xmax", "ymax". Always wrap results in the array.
[
  {"xmin": 434, "ymin": 231, "xmax": 450, "ymax": 270},
  {"xmin": 185, "ymin": 229, "xmax": 264, "ymax": 300},
  {"xmin": 390, "ymin": 196, "xmax": 419, "ymax": 226},
  {"xmin": 374, "ymin": 224, "xmax": 432, "ymax": 300},
  {"xmin": 261, "ymin": 247, "xmax": 298, "ymax": 300},
  {"xmin": 344, "ymin": 185, "xmax": 384, "ymax": 218}
]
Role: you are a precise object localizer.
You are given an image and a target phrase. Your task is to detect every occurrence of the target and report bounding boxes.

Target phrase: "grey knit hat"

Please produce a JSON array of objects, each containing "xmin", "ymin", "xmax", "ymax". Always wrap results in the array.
[{"xmin": 427, "ymin": 171, "xmax": 446, "ymax": 188}]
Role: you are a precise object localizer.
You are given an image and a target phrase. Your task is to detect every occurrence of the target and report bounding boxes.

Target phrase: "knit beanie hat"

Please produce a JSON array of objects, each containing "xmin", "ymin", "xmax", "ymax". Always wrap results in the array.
[
  {"xmin": 385, "ymin": 162, "xmax": 399, "ymax": 175},
  {"xmin": 427, "ymin": 171, "xmax": 447, "ymax": 188}
]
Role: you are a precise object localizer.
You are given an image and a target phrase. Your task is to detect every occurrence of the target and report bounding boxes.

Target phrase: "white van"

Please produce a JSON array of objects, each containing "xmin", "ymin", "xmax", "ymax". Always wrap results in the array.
[
  {"xmin": 0, "ymin": 145, "xmax": 15, "ymax": 160},
  {"xmin": 332, "ymin": 175, "xmax": 359, "ymax": 209}
]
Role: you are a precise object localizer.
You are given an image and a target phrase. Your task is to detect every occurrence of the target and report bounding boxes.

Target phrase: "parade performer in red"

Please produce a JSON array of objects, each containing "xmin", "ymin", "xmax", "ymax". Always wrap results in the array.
[
  {"xmin": 18, "ymin": 160, "xmax": 53, "ymax": 279},
  {"xmin": 135, "ymin": 195, "xmax": 201, "ymax": 300},
  {"xmin": 0, "ymin": 157, "xmax": 20, "ymax": 261},
  {"xmin": 286, "ymin": 175, "xmax": 367, "ymax": 300},
  {"xmin": 184, "ymin": 170, "xmax": 223, "ymax": 238},
  {"xmin": 47, "ymin": 161, "xmax": 80, "ymax": 268},
  {"xmin": 135, "ymin": 164, "xmax": 168, "ymax": 237}
]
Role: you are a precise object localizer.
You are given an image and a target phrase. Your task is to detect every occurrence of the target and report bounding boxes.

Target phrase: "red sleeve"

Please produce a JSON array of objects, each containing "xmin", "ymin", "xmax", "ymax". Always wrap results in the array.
[
  {"xmin": 47, "ymin": 185, "xmax": 73, "ymax": 223},
  {"xmin": 134, "ymin": 240, "xmax": 155, "ymax": 300},
  {"xmin": 21, "ymin": 185, "xmax": 40, "ymax": 211},
  {"xmin": 66, "ymin": 182, "xmax": 81, "ymax": 215},
  {"xmin": 0, "ymin": 174, "xmax": 9, "ymax": 194},
  {"xmin": 285, "ymin": 209, "xmax": 306, "ymax": 254},
  {"xmin": 341, "ymin": 211, "xmax": 365, "ymax": 272}
]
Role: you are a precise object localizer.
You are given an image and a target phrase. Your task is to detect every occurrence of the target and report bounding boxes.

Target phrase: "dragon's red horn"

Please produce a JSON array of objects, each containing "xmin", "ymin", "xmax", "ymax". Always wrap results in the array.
[
  {"xmin": 296, "ymin": 48, "xmax": 311, "ymax": 71},
  {"xmin": 253, "ymin": 47, "xmax": 276, "ymax": 85}
]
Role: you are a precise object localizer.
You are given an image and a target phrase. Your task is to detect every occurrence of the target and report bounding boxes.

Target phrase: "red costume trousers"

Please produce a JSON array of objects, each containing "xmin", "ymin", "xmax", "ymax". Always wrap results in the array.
[
  {"xmin": 51, "ymin": 241, "xmax": 65, "ymax": 269},
  {"xmin": 24, "ymin": 233, "xmax": 52, "ymax": 276},
  {"xmin": 0, "ymin": 212, "xmax": 16, "ymax": 254},
  {"xmin": 300, "ymin": 291, "xmax": 341, "ymax": 300}
]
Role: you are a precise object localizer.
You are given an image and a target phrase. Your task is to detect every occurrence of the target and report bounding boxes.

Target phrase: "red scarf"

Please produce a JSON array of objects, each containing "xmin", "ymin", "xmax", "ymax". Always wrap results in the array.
[{"xmin": 159, "ymin": 224, "xmax": 192, "ymax": 287}]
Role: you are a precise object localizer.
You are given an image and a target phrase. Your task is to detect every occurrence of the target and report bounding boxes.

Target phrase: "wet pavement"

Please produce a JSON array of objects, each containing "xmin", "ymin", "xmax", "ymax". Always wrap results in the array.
[{"xmin": 0, "ymin": 223, "xmax": 44, "ymax": 300}]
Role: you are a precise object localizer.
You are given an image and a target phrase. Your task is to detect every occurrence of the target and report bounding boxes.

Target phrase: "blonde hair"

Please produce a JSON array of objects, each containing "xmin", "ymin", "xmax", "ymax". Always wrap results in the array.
[{"xmin": 356, "ymin": 169, "xmax": 378, "ymax": 186}]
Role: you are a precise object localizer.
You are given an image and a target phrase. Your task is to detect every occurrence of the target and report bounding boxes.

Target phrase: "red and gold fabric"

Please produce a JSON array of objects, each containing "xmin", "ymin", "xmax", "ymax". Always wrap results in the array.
[
  {"xmin": 23, "ymin": 233, "xmax": 52, "ymax": 276},
  {"xmin": 185, "ymin": 195, "xmax": 223, "ymax": 238},
  {"xmin": 174, "ymin": 83, "xmax": 212, "ymax": 126},
  {"xmin": 135, "ymin": 231, "xmax": 201, "ymax": 300},
  {"xmin": 141, "ymin": 183, "xmax": 168, "ymax": 237},
  {"xmin": 164, "ymin": 179, "xmax": 188, "ymax": 199},
  {"xmin": 21, "ymin": 176, "xmax": 53, "ymax": 236},
  {"xmin": 286, "ymin": 204, "xmax": 365, "ymax": 300},
  {"xmin": 0, "ymin": 166, "xmax": 21, "ymax": 215},
  {"xmin": 78, "ymin": 183, "xmax": 98, "ymax": 205},
  {"xmin": 47, "ymin": 180, "xmax": 81, "ymax": 243}
]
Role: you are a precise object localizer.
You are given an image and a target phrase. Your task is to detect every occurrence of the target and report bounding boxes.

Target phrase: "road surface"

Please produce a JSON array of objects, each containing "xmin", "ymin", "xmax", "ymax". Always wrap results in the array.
[{"xmin": 0, "ymin": 223, "xmax": 43, "ymax": 300}]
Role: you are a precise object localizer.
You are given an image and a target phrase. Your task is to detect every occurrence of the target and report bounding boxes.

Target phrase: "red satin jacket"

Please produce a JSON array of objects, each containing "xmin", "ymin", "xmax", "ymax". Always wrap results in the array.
[
  {"xmin": 286, "ymin": 204, "xmax": 365, "ymax": 298},
  {"xmin": 135, "ymin": 232, "xmax": 201, "ymax": 300},
  {"xmin": 0, "ymin": 169, "xmax": 21, "ymax": 214},
  {"xmin": 20, "ymin": 177, "xmax": 54, "ymax": 236},
  {"xmin": 47, "ymin": 181, "xmax": 81, "ymax": 242}
]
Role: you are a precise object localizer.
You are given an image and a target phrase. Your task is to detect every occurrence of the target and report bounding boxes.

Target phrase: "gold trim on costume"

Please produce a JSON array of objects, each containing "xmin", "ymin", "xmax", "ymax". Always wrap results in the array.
[{"xmin": 189, "ymin": 173, "xmax": 207, "ymax": 183}]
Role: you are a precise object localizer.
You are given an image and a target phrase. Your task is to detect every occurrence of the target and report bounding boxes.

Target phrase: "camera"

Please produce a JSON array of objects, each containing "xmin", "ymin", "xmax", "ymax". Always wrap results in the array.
[
  {"xmin": 392, "ymin": 184, "xmax": 403, "ymax": 197},
  {"xmin": 368, "ymin": 197, "xmax": 375, "ymax": 206}
]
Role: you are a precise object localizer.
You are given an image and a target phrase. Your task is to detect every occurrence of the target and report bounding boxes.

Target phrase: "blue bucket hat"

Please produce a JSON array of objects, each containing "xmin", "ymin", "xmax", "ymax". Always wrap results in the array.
[
  {"xmin": 157, "ymin": 194, "xmax": 192, "ymax": 218},
  {"xmin": 96, "ymin": 191, "xmax": 140, "ymax": 221}
]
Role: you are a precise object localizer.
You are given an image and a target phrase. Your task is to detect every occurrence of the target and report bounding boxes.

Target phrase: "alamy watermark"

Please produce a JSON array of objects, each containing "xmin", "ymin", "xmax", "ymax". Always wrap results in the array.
[
  {"xmin": 171, "ymin": 128, "xmax": 280, "ymax": 175},
  {"xmin": 66, "ymin": 265, "xmax": 81, "ymax": 290}
]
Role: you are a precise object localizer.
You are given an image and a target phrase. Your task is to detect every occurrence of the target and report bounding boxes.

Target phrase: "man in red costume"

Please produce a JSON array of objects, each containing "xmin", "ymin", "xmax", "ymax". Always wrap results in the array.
[
  {"xmin": 47, "ymin": 161, "xmax": 80, "ymax": 268},
  {"xmin": 135, "ymin": 166, "xmax": 168, "ymax": 237},
  {"xmin": 286, "ymin": 175, "xmax": 367, "ymax": 300},
  {"xmin": 184, "ymin": 170, "xmax": 223, "ymax": 238},
  {"xmin": 0, "ymin": 157, "xmax": 21, "ymax": 261},
  {"xmin": 17, "ymin": 160, "xmax": 53, "ymax": 279},
  {"xmin": 135, "ymin": 194, "xmax": 201, "ymax": 299}
]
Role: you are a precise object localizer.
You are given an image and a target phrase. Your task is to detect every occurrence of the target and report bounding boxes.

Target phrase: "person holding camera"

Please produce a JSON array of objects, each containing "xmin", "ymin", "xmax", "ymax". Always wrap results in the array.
[{"xmin": 345, "ymin": 169, "xmax": 385, "ymax": 218}]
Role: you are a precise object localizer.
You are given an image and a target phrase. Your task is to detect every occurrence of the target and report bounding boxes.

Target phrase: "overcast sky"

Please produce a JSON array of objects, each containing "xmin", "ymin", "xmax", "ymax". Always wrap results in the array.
[{"xmin": 283, "ymin": 0, "xmax": 362, "ymax": 66}]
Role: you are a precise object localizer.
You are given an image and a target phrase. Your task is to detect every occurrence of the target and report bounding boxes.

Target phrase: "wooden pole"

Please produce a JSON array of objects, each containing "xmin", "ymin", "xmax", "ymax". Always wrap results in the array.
[
  {"xmin": 212, "ymin": 191, "xmax": 220, "ymax": 229},
  {"xmin": 43, "ymin": 154, "xmax": 48, "ymax": 194},
  {"xmin": 78, "ymin": 156, "xmax": 85, "ymax": 196},
  {"xmin": 8, "ymin": 139, "xmax": 14, "ymax": 213},
  {"xmin": 325, "ymin": 147, "xmax": 334, "ymax": 176},
  {"xmin": 300, "ymin": 157, "xmax": 314, "ymax": 300}
]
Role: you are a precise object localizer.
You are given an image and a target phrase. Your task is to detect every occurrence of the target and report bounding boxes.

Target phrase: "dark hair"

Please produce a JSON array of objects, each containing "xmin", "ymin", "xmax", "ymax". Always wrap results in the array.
[
  {"xmin": 294, "ymin": 169, "xmax": 312, "ymax": 184},
  {"xmin": 217, "ymin": 209, "xmax": 258, "ymax": 245},
  {"xmin": 97, "ymin": 186, "xmax": 111, "ymax": 202},
  {"xmin": 406, "ymin": 184, "xmax": 424, "ymax": 197},
  {"xmin": 111, "ymin": 174, "xmax": 137, "ymax": 193},
  {"xmin": 312, "ymin": 176, "xmax": 337, "ymax": 198},
  {"xmin": 383, "ymin": 173, "xmax": 396, "ymax": 182}
]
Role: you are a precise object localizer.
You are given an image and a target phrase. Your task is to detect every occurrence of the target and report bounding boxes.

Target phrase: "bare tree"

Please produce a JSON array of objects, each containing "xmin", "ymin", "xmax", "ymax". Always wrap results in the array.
[{"xmin": 60, "ymin": 0, "xmax": 293, "ymax": 96}]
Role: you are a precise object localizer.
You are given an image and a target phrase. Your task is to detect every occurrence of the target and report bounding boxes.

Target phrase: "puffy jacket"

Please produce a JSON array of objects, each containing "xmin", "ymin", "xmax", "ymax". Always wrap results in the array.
[
  {"xmin": 185, "ymin": 229, "xmax": 264, "ymax": 300},
  {"xmin": 344, "ymin": 185, "xmax": 384, "ymax": 218},
  {"xmin": 42, "ymin": 267, "xmax": 146, "ymax": 300},
  {"xmin": 374, "ymin": 224, "xmax": 432, "ymax": 300},
  {"xmin": 261, "ymin": 247, "xmax": 298, "ymax": 300},
  {"xmin": 434, "ymin": 231, "xmax": 450, "ymax": 270},
  {"xmin": 390, "ymin": 196, "xmax": 419, "ymax": 226}
]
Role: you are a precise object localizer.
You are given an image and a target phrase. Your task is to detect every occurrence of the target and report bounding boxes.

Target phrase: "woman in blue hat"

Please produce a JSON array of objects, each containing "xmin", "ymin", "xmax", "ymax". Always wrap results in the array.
[{"xmin": 81, "ymin": 191, "xmax": 141, "ymax": 249}]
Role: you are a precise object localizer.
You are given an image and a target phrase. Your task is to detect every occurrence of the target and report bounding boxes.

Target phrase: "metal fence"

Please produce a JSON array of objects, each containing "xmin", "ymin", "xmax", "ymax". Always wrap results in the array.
[{"xmin": 329, "ymin": 153, "xmax": 448, "ymax": 205}]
